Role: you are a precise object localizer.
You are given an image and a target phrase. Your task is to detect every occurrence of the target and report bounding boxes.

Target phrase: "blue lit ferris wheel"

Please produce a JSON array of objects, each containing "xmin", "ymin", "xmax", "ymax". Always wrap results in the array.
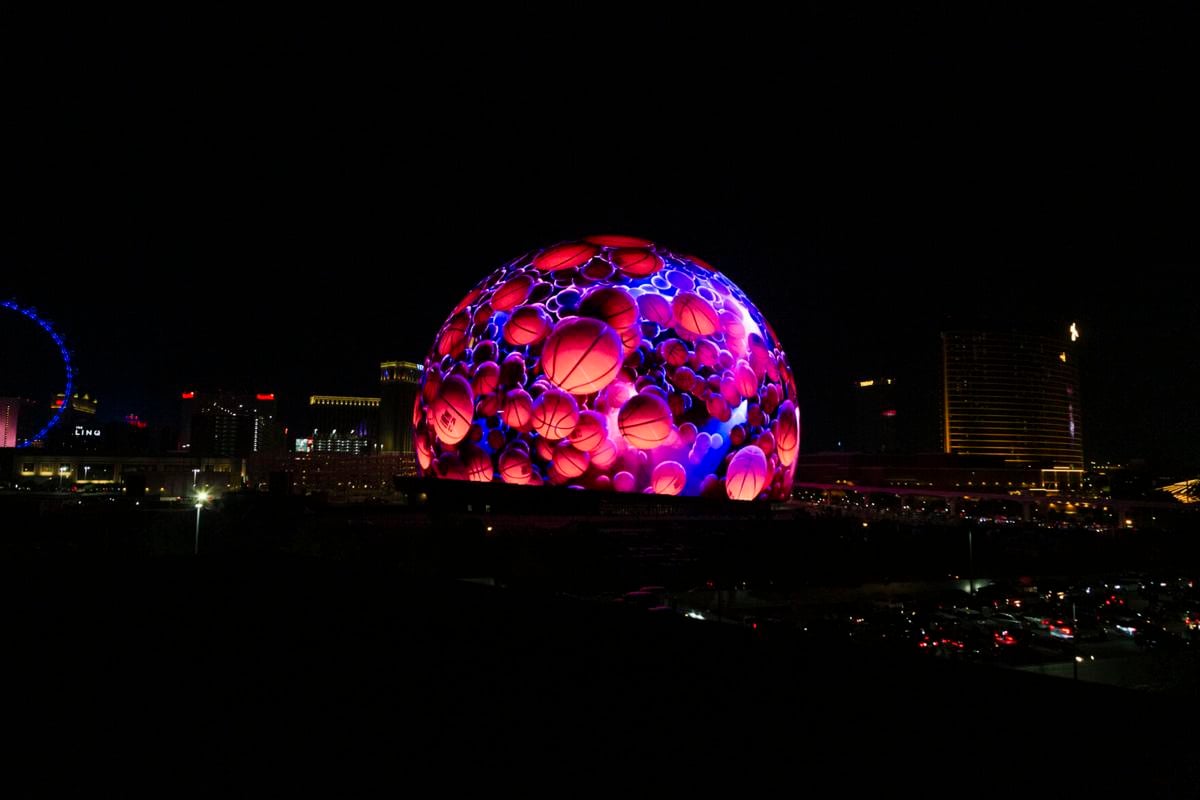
[{"xmin": 1, "ymin": 300, "xmax": 74, "ymax": 448}]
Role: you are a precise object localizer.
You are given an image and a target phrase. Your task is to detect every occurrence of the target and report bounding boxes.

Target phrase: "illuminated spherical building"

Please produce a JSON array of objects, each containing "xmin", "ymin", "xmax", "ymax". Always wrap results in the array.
[{"xmin": 414, "ymin": 236, "xmax": 798, "ymax": 501}]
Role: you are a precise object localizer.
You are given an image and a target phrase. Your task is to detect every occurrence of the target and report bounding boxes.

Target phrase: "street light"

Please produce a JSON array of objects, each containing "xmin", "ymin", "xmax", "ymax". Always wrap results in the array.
[
  {"xmin": 194, "ymin": 489, "xmax": 210, "ymax": 555},
  {"xmin": 192, "ymin": 468, "xmax": 200, "ymax": 488},
  {"xmin": 58, "ymin": 465, "xmax": 69, "ymax": 492}
]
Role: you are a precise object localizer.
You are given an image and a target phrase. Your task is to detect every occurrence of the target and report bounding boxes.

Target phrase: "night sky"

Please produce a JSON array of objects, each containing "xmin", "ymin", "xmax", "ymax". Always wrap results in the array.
[{"xmin": 5, "ymin": 11, "xmax": 1198, "ymax": 472}]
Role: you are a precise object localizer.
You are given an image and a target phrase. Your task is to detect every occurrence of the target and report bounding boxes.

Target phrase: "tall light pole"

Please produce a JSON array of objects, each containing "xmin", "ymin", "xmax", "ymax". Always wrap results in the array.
[
  {"xmin": 192, "ymin": 468, "xmax": 200, "ymax": 488},
  {"xmin": 58, "ymin": 465, "xmax": 69, "ymax": 492},
  {"xmin": 194, "ymin": 489, "xmax": 210, "ymax": 555}
]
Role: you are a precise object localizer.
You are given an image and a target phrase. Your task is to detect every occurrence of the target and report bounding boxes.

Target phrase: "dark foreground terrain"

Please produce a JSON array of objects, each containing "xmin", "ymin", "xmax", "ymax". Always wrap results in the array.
[{"xmin": 3, "ymin": 553, "xmax": 1198, "ymax": 794}]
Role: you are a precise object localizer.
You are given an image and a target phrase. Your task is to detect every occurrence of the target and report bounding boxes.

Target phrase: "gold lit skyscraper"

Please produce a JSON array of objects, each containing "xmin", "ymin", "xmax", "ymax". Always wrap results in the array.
[{"xmin": 941, "ymin": 329, "xmax": 1083, "ymax": 468}]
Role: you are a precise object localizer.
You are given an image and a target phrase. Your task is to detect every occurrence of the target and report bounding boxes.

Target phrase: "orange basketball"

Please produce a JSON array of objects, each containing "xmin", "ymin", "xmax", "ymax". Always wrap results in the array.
[
  {"xmin": 503, "ymin": 388, "xmax": 533, "ymax": 431},
  {"xmin": 695, "ymin": 339, "xmax": 719, "ymax": 367},
  {"xmin": 670, "ymin": 365, "xmax": 697, "ymax": 393},
  {"xmin": 541, "ymin": 317, "xmax": 624, "ymax": 395},
  {"xmin": 720, "ymin": 375, "xmax": 741, "ymax": 408},
  {"xmin": 651, "ymin": 460, "xmax": 687, "ymax": 496},
  {"xmin": 619, "ymin": 323, "xmax": 642, "ymax": 353},
  {"xmin": 532, "ymin": 241, "xmax": 598, "ymax": 272},
  {"xmin": 415, "ymin": 431, "xmax": 433, "ymax": 472},
  {"xmin": 726, "ymin": 445, "xmax": 769, "ymax": 501},
  {"xmin": 491, "ymin": 273, "xmax": 535, "ymax": 311},
  {"xmin": 618, "ymin": 393, "xmax": 673, "ymax": 449},
  {"xmin": 735, "ymin": 360, "xmax": 758, "ymax": 400},
  {"xmin": 611, "ymin": 247, "xmax": 663, "ymax": 277},
  {"xmin": 437, "ymin": 311, "xmax": 471, "ymax": 357},
  {"xmin": 658, "ymin": 338, "xmax": 689, "ymax": 367},
  {"xmin": 462, "ymin": 445, "xmax": 494, "ymax": 482},
  {"xmin": 553, "ymin": 441, "xmax": 590, "ymax": 479},
  {"xmin": 501, "ymin": 352, "xmax": 527, "ymax": 386},
  {"xmin": 421, "ymin": 369, "xmax": 441, "ymax": 403},
  {"xmin": 720, "ymin": 310, "xmax": 748, "ymax": 354},
  {"xmin": 579, "ymin": 286, "xmax": 639, "ymax": 330},
  {"xmin": 498, "ymin": 446, "xmax": 533, "ymax": 484},
  {"xmin": 503, "ymin": 305, "xmax": 552, "ymax": 346},
  {"xmin": 672, "ymin": 292, "xmax": 720, "ymax": 337},
  {"xmin": 581, "ymin": 259, "xmax": 614, "ymax": 281},
  {"xmin": 637, "ymin": 293, "xmax": 673, "ymax": 326},
  {"xmin": 432, "ymin": 375, "xmax": 474, "ymax": 445},
  {"xmin": 585, "ymin": 234, "xmax": 654, "ymax": 248},
  {"xmin": 531, "ymin": 388, "xmax": 579, "ymax": 440},
  {"xmin": 761, "ymin": 383, "xmax": 781, "ymax": 415},
  {"xmin": 472, "ymin": 361, "xmax": 500, "ymax": 396},
  {"xmin": 775, "ymin": 400, "xmax": 799, "ymax": 467},
  {"xmin": 589, "ymin": 437, "xmax": 618, "ymax": 469},
  {"xmin": 479, "ymin": 393, "xmax": 502, "ymax": 418},
  {"xmin": 705, "ymin": 393, "xmax": 732, "ymax": 423},
  {"xmin": 570, "ymin": 410, "xmax": 608, "ymax": 452}
]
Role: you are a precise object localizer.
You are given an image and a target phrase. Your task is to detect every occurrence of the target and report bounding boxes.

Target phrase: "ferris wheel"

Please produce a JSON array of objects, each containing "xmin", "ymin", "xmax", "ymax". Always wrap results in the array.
[{"xmin": 1, "ymin": 300, "xmax": 74, "ymax": 448}]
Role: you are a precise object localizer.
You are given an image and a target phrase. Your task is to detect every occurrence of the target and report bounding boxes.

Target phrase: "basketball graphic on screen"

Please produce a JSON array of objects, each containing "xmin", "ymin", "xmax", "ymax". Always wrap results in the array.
[
  {"xmin": 437, "ymin": 311, "xmax": 471, "ymax": 357},
  {"xmin": 637, "ymin": 293, "xmax": 673, "ymax": 327},
  {"xmin": 498, "ymin": 446, "xmax": 533, "ymax": 485},
  {"xmin": 492, "ymin": 274, "xmax": 535, "ymax": 312},
  {"xmin": 503, "ymin": 388, "xmax": 534, "ymax": 431},
  {"xmin": 431, "ymin": 375, "xmax": 474, "ymax": 445},
  {"xmin": 463, "ymin": 445, "xmax": 494, "ymax": 482},
  {"xmin": 775, "ymin": 400, "xmax": 800, "ymax": 468},
  {"xmin": 533, "ymin": 241, "xmax": 598, "ymax": 272},
  {"xmin": 651, "ymin": 461, "xmax": 687, "ymax": 495},
  {"xmin": 585, "ymin": 234, "xmax": 653, "ymax": 248},
  {"xmin": 726, "ymin": 445, "xmax": 769, "ymax": 501},
  {"xmin": 413, "ymin": 236, "xmax": 798, "ymax": 500},
  {"xmin": 672, "ymin": 292, "xmax": 720, "ymax": 337},
  {"xmin": 618, "ymin": 393, "xmax": 673, "ymax": 450},
  {"xmin": 611, "ymin": 247, "xmax": 663, "ymax": 277},
  {"xmin": 553, "ymin": 441, "xmax": 590, "ymax": 479},
  {"xmin": 570, "ymin": 410, "xmax": 608, "ymax": 452},
  {"xmin": 541, "ymin": 317, "xmax": 624, "ymax": 396},
  {"xmin": 579, "ymin": 286, "xmax": 639, "ymax": 330},
  {"xmin": 504, "ymin": 305, "xmax": 552, "ymax": 346},
  {"xmin": 589, "ymin": 437, "xmax": 619, "ymax": 470},
  {"xmin": 531, "ymin": 388, "xmax": 580, "ymax": 441},
  {"xmin": 472, "ymin": 361, "xmax": 500, "ymax": 396}
]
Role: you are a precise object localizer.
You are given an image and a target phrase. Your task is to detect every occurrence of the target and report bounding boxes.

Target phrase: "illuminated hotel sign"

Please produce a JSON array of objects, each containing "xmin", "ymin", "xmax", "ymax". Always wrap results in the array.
[{"xmin": 74, "ymin": 425, "xmax": 101, "ymax": 437}]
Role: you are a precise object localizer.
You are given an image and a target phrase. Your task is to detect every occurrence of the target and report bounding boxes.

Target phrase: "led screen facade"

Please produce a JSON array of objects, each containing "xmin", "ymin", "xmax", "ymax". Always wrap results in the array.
[{"xmin": 413, "ymin": 236, "xmax": 798, "ymax": 501}]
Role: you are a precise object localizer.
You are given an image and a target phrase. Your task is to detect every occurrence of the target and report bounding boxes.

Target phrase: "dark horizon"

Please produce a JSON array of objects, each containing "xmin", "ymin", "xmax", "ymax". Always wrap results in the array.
[{"xmin": 4, "ymin": 12, "xmax": 1198, "ymax": 472}]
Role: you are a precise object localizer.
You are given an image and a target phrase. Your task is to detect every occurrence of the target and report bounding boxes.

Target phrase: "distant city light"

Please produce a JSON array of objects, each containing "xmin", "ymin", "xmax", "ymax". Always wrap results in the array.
[
  {"xmin": 1070, "ymin": 322, "xmax": 1080, "ymax": 342},
  {"xmin": 858, "ymin": 380, "xmax": 875, "ymax": 388}
]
